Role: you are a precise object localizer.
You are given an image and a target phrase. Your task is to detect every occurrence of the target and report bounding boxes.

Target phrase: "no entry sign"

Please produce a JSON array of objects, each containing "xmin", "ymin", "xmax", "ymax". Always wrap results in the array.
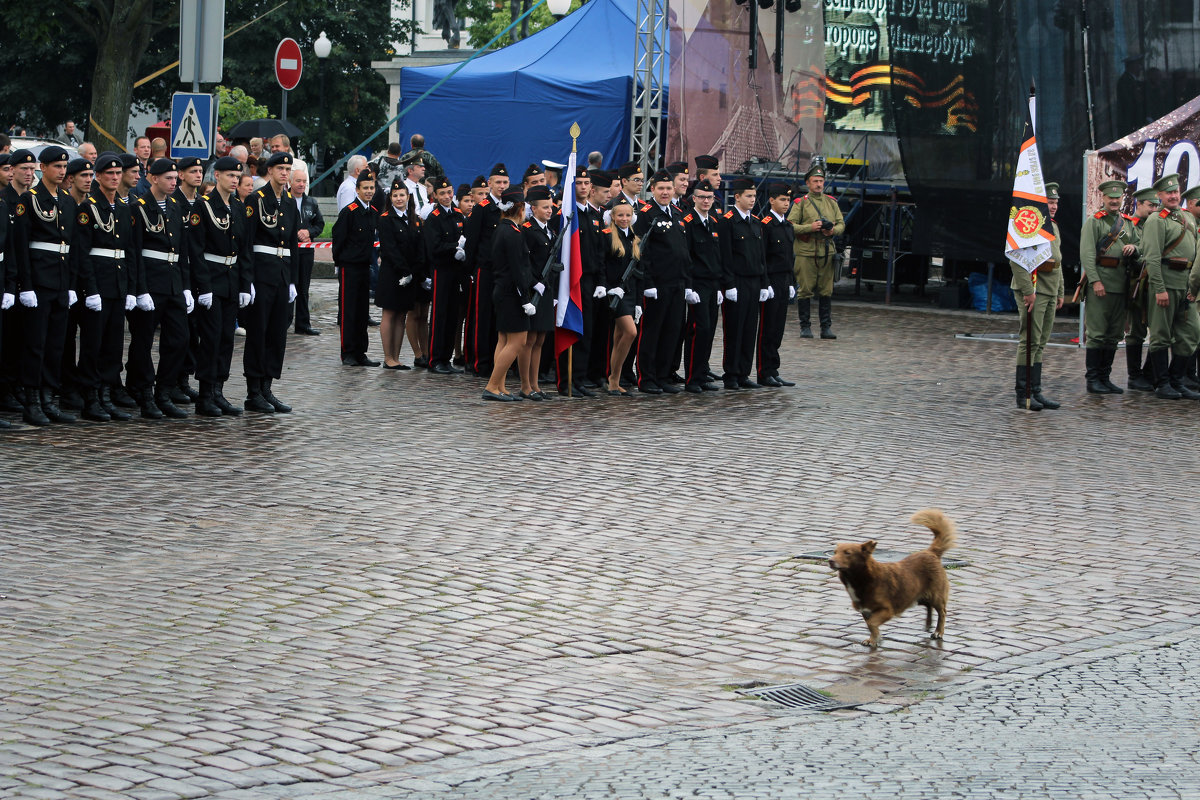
[{"xmin": 275, "ymin": 38, "xmax": 303, "ymax": 91}]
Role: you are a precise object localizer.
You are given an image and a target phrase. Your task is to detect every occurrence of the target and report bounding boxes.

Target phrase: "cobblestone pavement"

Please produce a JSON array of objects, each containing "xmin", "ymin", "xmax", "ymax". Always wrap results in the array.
[{"xmin": 2, "ymin": 283, "xmax": 1197, "ymax": 799}]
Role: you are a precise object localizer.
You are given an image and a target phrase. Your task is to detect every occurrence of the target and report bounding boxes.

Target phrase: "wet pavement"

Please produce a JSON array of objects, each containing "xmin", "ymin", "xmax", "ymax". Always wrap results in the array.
[{"xmin": 1, "ymin": 282, "xmax": 1196, "ymax": 798}]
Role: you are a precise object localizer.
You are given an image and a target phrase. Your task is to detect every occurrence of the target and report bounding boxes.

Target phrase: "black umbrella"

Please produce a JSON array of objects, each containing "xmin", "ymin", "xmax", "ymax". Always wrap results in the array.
[{"xmin": 226, "ymin": 118, "xmax": 304, "ymax": 141}]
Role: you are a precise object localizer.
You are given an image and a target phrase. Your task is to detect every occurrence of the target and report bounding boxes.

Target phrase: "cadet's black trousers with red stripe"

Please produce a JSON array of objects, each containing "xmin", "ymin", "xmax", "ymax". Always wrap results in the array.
[
  {"xmin": 721, "ymin": 278, "xmax": 760, "ymax": 380},
  {"xmin": 430, "ymin": 266, "xmax": 466, "ymax": 368},
  {"xmin": 756, "ymin": 272, "xmax": 790, "ymax": 381},
  {"xmin": 684, "ymin": 279, "xmax": 720, "ymax": 385},
  {"xmin": 637, "ymin": 280, "xmax": 685, "ymax": 390}
]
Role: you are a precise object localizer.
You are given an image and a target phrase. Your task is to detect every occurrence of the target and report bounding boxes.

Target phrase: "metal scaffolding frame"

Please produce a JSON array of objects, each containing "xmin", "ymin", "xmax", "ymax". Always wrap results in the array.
[{"xmin": 630, "ymin": 0, "xmax": 668, "ymax": 176}]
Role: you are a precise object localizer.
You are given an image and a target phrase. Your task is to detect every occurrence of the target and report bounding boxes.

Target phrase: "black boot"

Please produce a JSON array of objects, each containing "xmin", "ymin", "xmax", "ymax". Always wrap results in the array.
[
  {"xmin": 213, "ymin": 382, "xmax": 243, "ymax": 416},
  {"xmin": 797, "ymin": 298, "xmax": 813, "ymax": 338},
  {"xmin": 173, "ymin": 374, "xmax": 199, "ymax": 404},
  {"xmin": 1085, "ymin": 349, "xmax": 1111, "ymax": 393},
  {"xmin": 137, "ymin": 387, "xmax": 165, "ymax": 419},
  {"xmin": 1015, "ymin": 365, "xmax": 1044, "ymax": 410},
  {"xmin": 195, "ymin": 382, "xmax": 223, "ymax": 417},
  {"xmin": 1099, "ymin": 349, "xmax": 1124, "ymax": 394},
  {"xmin": 1152, "ymin": 350, "xmax": 1181, "ymax": 399},
  {"xmin": 80, "ymin": 389, "xmax": 111, "ymax": 422},
  {"xmin": 818, "ymin": 297, "xmax": 836, "ymax": 339},
  {"xmin": 0, "ymin": 386, "xmax": 23, "ymax": 413},
  {"xmin": 155, "ymin": 385, "xmax": 189, "ymax": 418},
  {"xmin": 22, "ymin": 386, "xmax": 50, "ymax": 426},
  {"xmin": 261, "ymin": 378, "xmax": 291, "ymax": 413},
  {"xmin": 1126, "ymin": 343, "xmax": 1154, "ymax": 391},
  {"xmin": 99, "ymin": 386, "xmax": 133, "ymax": 421},
  {"xmin": 1169, "ymin": 354, "xmax": 1200, "ymax": 400},
  {"xmin": 1030, "ymin": 363, "xmax": 1060, "ymax": 409},
  {"xmin": 110, "ymin": 383, "xmax": 139, "ymax": 408},
  {"xmin": 40, "ymin": 388, "xmax": 77, "ymax": 423},
  {"xmin": 244, "ymin": 378, "xmax": 275, "ymax": 413},
  {"xmin": 1184, "ymin": 352, "xmax": 1200, "ymax": 391}
]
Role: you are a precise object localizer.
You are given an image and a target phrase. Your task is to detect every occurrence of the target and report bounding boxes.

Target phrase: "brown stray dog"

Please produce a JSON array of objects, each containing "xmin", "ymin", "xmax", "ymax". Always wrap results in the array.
[{"xmin": 828, "ymin": 508, "xmax": 957, "ymax": 648}]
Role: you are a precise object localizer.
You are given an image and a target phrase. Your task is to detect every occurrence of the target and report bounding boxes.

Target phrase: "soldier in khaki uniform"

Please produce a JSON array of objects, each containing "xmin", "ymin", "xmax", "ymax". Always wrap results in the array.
[
  {"xmin": 1140, "ymin": 172, "xmax": 1200, "ymax": 399},
  {"xmin": 787, "ymin": 160, "xmax": 844, "ymax": 338},
  {"xmin": 1009, "ymin": 182, "xmax": 1064, "ymax": 410},
  {"xmin": 1124, "ymin": 186, "xmax": 1159, "ymax": 391},
  {"xmin": 1080, "ymin": 179, "xmax": 1136, "ymax": 394},
  {"xmin": 1181, "ymin": 185, "xmax": 1200, "ymax": 392}
]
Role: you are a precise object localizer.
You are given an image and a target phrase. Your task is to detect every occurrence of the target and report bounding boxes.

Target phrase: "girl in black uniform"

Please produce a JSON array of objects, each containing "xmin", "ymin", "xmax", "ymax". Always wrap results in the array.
[
  {"xmin": 482, "ymin": 188, "xmax": 535, "ymax": 401},
  {"xmin": 376, "ymin": 180, "xmax": 424, "ymax": 369},
  {"xmin": 604, "ymin": 198, "xmax": 640, "ymax": 396},
  {"xmin": 519, "ymin": 185, "xmax": 557, "ymax": 399}
]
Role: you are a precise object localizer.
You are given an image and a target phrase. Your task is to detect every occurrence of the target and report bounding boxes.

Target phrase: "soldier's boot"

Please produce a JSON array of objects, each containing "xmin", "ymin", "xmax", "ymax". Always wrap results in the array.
[
  {"xmin": 137, "ymin": 387, "xmax": 165, "ymax": 419},
  {"xmin": 1169, "ymin": 354, "xmax": 1200, "ymax": 400},
  {"xmin": 154, "ymin": 385, "xmax": 189, "ymax": 418},
  {"xmin": 59, "ymin": 387, "xmax": 84, "ymax": 410},
  {"xmin": 1085, "ymin": 349, "xmax": 1111, "ymax": 393},
  {"xmin": 1151, "ymin": 350, "xmax": 1181, "ymax": 399},
  {"xmin": 21, "ymin": 385, "xmax": 51, "ymax": 427},
  {"xmin": 213, "ymin": 382, "xmax": 243, "ymax": 416},
  {"xmin": 1100, "ymin": 349, "xmax": 1124, "ymax": 394},
  {"xmin": 818, "ymin": 296, "xmax": 837, "ymax": 339},
  {"xmin": 0, "ymin": 386, "xmax": 23, "ymax": 413},
  {"xmin": 80, "ymin": 389, "xmax": 111, "ymax": 422},
  {"xmin": 797, "ymin": 298, "xmax": 813, "ymax": 338},
  {"xmin": 261, "ymin": 378, "xmax": 292, "ymax": 413},
  {"xmin": 195, "ymin": 381, "xmax": 224, "ymax": 417},
  {"xmin": 172, "ymin": 374, "xmax": 199, "ymax": 404},
  {"xmin": 1030, "ymin": 363, "xmax": 1060, "ymax": 409},
  {"xmin": 110, "ymin": 383, "xmax": 139, "ymax": 408},
  {"xmin": 1125, "ymin": 343, "xmax": 1154, "ymax": 391},
  {"xmin": 244, "ymin": 378, "xmax": 275, "ymax": 414},
  {"xmin": 99, "ymin": 386, "xmax": 133, "ymax": 421},
  {"xmin": 1014, "ymin": 365, "xmax": 1044, "ymax": 410},
  {"xmin": 40, "ymin": 389, "xmax": 77, "ymax": 423},
  {"xmin": 1183, "ymin": 352, "xmax": 1200, "ymax": 391}
]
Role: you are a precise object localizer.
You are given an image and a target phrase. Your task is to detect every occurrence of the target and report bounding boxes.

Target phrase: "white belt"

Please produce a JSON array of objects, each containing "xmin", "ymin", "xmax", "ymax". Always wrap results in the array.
[
  {"xmin": 141, "ymin": 249, "xmax": 179, "ymax": 264},
  {"xmin": 253, "ymin": 245, "xmax": 291, "ymax": 258},
  {"xmin": 89, "ymin": 248, "xmax": 125, "ymax": 259},
  {"xmin": 30, "ymin": 241, "xmax": 70, "ymax": 255},
  {"xmin": 205, "ymin": 253, "xmax": 238, "ymax": 266}
]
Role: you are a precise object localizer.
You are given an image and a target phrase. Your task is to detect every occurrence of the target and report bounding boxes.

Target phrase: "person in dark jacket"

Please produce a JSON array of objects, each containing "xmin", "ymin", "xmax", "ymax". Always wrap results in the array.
[
  {"xmin": 482, "ymin": 187, "xmax": 535, "ymax": 401},
  {"xmin": 423, "ymin": 175, "xmax": 468, "ymax": 374},
  {"xmin": 332, "ymin": 169, "xmax": 379, "ymax": 367},
  {"xmin": 376, "ymin": 179, "xmax": 425, "ymax": 369},
  {"xmin": 757, "ymin": 182, "xmax": 797, "ymax": 387},
  {"xmin": 721, "ymin": 178, "xmax": 767, "ymax": 390},
  {"xmin": 290, "ymin": 163, "xmax": 323, "ymax": 335},
  {"xmin": 681, "ymin": 179, "xmax": 727, "ymax": 392}
]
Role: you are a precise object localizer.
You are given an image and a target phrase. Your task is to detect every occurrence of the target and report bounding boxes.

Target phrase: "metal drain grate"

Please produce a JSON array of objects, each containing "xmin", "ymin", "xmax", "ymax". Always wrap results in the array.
[
  {"xmin": 737, "ymin": 683, "xmax": 861, "ymax": 711},
  {"xmin": 796, "ymin": 548, "xmax": 969, "ymax": 569}
]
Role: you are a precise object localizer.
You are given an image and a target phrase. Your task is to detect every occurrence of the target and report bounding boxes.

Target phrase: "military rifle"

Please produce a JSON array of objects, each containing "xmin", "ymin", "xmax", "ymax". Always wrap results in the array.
[
  {"xmin": 530, "ymin": 212, "xmax": 573, "ymax": 309},
  {"xmin": 609, "ymin": 216, "xmax": 658, "ymax": 311}
]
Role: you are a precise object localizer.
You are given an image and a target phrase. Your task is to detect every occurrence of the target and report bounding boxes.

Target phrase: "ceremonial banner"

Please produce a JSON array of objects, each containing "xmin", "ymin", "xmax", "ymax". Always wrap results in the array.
[
  {"xmin": 1004, "ymin": 95, "xmax": 1054, "ymax": 274},
  {"xmin": 554, "ymin": 150, "xmax": 584, "ymax": 356}
]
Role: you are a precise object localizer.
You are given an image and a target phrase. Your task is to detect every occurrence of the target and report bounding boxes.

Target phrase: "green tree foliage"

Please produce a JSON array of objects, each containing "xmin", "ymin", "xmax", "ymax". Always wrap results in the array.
[
  {"xmin": 458, "ymin": 0, "xmax": 580, "ymax": 50},
  {"xmin": 215, "ymin": 85, "xmax": 270, "ymax": 130}
]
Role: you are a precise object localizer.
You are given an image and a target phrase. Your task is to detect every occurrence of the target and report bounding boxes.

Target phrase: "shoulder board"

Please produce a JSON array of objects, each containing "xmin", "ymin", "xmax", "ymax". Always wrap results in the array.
[
  {"xmin": 1133, "ymin": 217, "xmax": 1143, "ymax": 227},
  {"xmin": 284, "ymin": 190, "xmax": 292, "ymax": 199},
  {"xmin": 723, "ymin": 210, "xmax": 734, "ymax": 218},
  {"xmin": 602, "ymin": 227, "xmax": 612, "ymax": 234},
  {"xmin": 380, "ymin": 209, "xmax": 390, "ymax": 217},
  {"xmin": 750, "ymin": 214, "xmax": 760, "ymax": 222},
  {"xmin": 761, "ymin": 216, "xmax": 772, "ymax": 225},
  {"xmin": 1093, "ymin": 211, "xmax": 1106, "ymax": 219},
  {"xmin": 683, "ymin": 213, "xmax": 693, "ymax": 222},
  {"xmin": 479, "ymin": 197, "xmax": 490, "ymax": 206},
  {"xmin": 256, "ymin": 190, "xmax": 266, "ymax": 198},
  {"xmin": 201, "ymin": 194, "xmax": 210, "ymax": 201},
  {"xmin": 1122, "ymin": 213, "xmax": 1135, "ymax": 221},
  {"xmin": 640, "ymin": 202, "xmax": 652, "ymax": 212},
  {"xmin": 137, "ymin": 198, "xmax": 146, "ymax": 206},
  {"xmin": 431, "ymin": 207, "xmax": 441, "ymax": 216},
  {"xmin": 1160, "ymin": 209, "xmax": 1171, "ymax": 218},
  {"xmin": 795, "ymin": 196, "xmax": 807, "ymax": 203},
  {"xmin": 168, "ymin": 197, "xmax": 176, "ymax": 204},
  {"xmin": 348, "ymin": 202, "xmax": 359, "ymax": 211},
  {"xmin": 522, "ymin": 221, "xmax": 532, "ymax": 228}
]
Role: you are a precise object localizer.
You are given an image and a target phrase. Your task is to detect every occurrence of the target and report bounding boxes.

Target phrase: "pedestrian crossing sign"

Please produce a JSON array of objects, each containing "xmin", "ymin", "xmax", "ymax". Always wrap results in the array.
[{"xmin": 170, "ymin": 92, "xmax": 217, "ymax": 159}]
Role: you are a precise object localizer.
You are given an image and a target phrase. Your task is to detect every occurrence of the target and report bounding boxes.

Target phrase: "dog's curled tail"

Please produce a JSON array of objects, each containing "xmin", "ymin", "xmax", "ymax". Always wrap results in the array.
[{"xmin": 911, "ymin": 508, "xmax": 957, "ymax": 556}]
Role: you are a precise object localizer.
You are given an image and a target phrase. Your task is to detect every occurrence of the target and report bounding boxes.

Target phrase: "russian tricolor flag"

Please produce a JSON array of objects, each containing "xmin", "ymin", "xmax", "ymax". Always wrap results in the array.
[{"xmin": 553, "ymin": 150, "xmax": 584, "ymax": 357}]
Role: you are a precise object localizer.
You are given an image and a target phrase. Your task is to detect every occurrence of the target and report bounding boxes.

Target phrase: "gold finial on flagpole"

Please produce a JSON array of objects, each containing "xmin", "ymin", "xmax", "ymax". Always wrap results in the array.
[{"xmin": 570, "ymin": 122, "xmax": 580, "ymax": 154}]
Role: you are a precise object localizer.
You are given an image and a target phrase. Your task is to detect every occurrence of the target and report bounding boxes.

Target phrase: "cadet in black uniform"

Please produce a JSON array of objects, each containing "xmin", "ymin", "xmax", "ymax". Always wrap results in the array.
[
  {"xmin": 482, "ymin": 187, "xmax": 536, "ymax": 401},
  {"xmin": 171, "ymin": 155, "xmax": 205, "ymax": 405},
  {"xmin": 187, "ymin": 155, "xmax": 249, "ymax": 417},
  {"xmin": 128, "ymin": 158, "xmax": 191, "ymax": 419},
  {"xmin": 71, "ymin": 152, "xmax": 134, "ymax": 422},
  {"xmin": 583, "ymin": 168, "xmax": 613, "ymax": 388},
  {"xmin": 465, "ymin": 163, "xmax": 509, "ymax": 376},
  {"xmin": 11, "ymin": 146, "xmax": 76, "ymax": 426},
  {"xmin": 58, "ymin": 157, "xmax": 93, "ymax": 412},
  {"xmin": 758, "ymin": 182, "xmax": 796, "ymax": 387},
  {"xmin": 241, "ymin": 151, "xmax": 300, "ymax": 413},
  {"xmin": 721, "ymin": 178, "xmax": 766, "ymax": 390},
  {"xmin": 681, "ymin": 179, "xmax": 726, "ymax": 392},
  {"xmin": 376, "ymin": 179, "xmax": 425, "ymax": 369},
  {"xmin": 633, "ymin": 169, "xmax": 691, "ymax": 394},
  {"xmin": 423, "ymin": 175, "xmax": 468, "ymax": 374},
  {"xmin": 555, "ymin": 167, "xmax": 601, "ymax": 397},
  {"xmin": 0, "ymin": 154, "xmax": 13, "ymax": 427},
  {"xmin": 521, "ymin": 185, "xmax": 557, "ymax": 400},
  {"xmin": 333, "ymin": 169, "xmax": 379, "ymax": 367}
]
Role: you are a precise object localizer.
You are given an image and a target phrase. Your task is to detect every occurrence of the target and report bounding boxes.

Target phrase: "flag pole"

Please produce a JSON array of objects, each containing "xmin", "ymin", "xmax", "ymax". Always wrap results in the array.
[
  {"xmin": 567, "ymin": 121, "xmax": 580, "ymax": 398},
  {"xmin": 1026, "ymin": 297, "xmax": 1034, "ymax": 409}
]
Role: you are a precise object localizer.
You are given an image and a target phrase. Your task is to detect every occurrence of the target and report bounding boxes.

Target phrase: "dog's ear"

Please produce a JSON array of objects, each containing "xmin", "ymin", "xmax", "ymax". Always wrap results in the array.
[{"xmin": 861, "ymin": 540, "xmax": 877, "ymax": 555}]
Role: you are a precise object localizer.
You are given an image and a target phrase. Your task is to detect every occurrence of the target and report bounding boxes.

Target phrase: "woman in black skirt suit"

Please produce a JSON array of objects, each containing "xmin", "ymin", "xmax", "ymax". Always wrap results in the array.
[
  {"xmin": 376, "ymin": 179, "xmax": 425, "ymax": 369},
  {"xmin": 519, "ymin": 185, "xmax": 557, "ymax": 399},
  {"xmin": 604, "ymin": 197, "xmax": 640, "ymax": 396},
  {"xmin": 483, "ymin": 188, "xmax": 536, "ymax": 401}
]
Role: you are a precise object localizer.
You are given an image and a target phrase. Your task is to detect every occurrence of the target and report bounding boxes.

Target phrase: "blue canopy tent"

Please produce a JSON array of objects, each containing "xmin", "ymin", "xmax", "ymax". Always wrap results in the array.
[{"xmin": 397, "ymin": 0, "xmax": 647, "ymax": 187}]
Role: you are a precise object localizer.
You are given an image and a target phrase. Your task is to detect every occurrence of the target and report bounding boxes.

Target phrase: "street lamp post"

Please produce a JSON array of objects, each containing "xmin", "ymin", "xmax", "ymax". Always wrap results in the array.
[
  {"xmin": 314, "ymin": 31, "xmax": 332, "ymax": 178},
  {"xmin": 547, "ymin": 0, "xmax": 571, "ymax": 17}
]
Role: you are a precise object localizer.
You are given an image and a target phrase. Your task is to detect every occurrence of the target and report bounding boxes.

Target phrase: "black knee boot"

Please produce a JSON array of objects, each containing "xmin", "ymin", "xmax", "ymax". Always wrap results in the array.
[
  {"xmin": 1031, "ymin": 363, "xmax": 1059, "ymax": 409},
  {"xmin": 1085, "ymin": 349, "xmax": 1111, "ymax": 393},
  {"xmin": 1014, "ymin": 365, "xmax": 1043, "ymax": 410},
  {"xmin": 1100, "ymin": 349, "xmax": 1124, "ymax": 394},
  {"xmin": 1152, "ymin": 350, "xmax": 1181, "ymax": 399},
  {"xmin": 1184, "ymin": 352, "xmax": 1200, "ymax": 391},
  {"xmin": 1170, "ymin": 353, "xmax": 1200, "ymax": 399},
  {"xmin": 797, "ymin": 298, "xmax": 813, "ymax": 338},
  {"xmin": 1126, "ymin": 343, "xmax": 1154, "ymax": 391},
  {"xmin": 818, "ymin": 297, "xmax": 836, "ymax": 339}
]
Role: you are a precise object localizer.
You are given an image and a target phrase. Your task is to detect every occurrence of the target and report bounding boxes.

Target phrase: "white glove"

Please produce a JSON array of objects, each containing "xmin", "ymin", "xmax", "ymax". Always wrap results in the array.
[
  {"xmin": 423, "ymin": 277, "xmax": 433, "ymax": 290},
  {"xmin": 137, "ymin": 293, "xmax": 154, "ymax": 311},
  {"xmin": 644, "ymin": 287, "xmax": 658, "ymax": 299},
  {"xmin": 198, "ymin": 292, "xmax": 213, "ymax": 309},
  {"xmin": 398, "ymin": 275, "xmax": 413, "ymax": 286},
  {"xmin": 125, "ymin": 294, "xmax": 136, "ymax": 311},
  {"xmin": 1, "ymin": 293, "xmax": 14, "ymax": 310},
  {"xmin": 684, "ymin": 289, "xmax": 700, "ymax": 304},
  {"xmin": 288, "ymin": 284, "xmax": 298, "ymax": 304},
  {"xmin": 608, "ymin": 286, "xmax": 625, "ymax": 299},
  {"xmin": 789, "ymin": 286, "xmax": 796, "ymax": 299},
  {"xmin": 454, "ymin": 247, "xmax": 466, "ymax": 262},
  {"xmin": 716, "ymin": 290, "xmax": 724, "ymax": 306},
  {"xmin": 238, "ymin": 292, "xmax": 251, "ymax": 309},
  {"xmin": 724, "ymin": 288, "xmax": 737, "ymax": 303},
  {"xmin": 633, "ymin": 306, "xmax": 643, "ymax": 324},
  {"xmin": 457, "ymin": 235, "xmax": 466, "ymax": 248},
  {"xmin": 767, "ymin": 286, "xmax": 776, "ymax": 299},
  {"xmin": 593, "ymin": 285, "xmax": 607, "ymax": 299},
  {"xmin": 522, "ymin": 302, "xmax": 536, "ymax": 316},
  {"xmin": 68, "ymin": 290, "xmax": 78, "ymax": 307},
  {"xmin": 249, "ymin": 284, "xmax": 256, "ymax": 304},
  {"xmin": 533, "ymin": 282, "xmax": 545, "ymax": 296},
  {"xmin": 758, "ymin": 289, "xmax": 770, "ymax": 302},
  {"xmin": 85, "ymin": 294, "xmax": 102, "ymax": 311},
  {"xmin": 19, "ymin": 291, "xmax": 37, "ymax": 308},
  {"xmin": 183, "ymin": 290, "xmax": 195, "ymax": 314}
]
